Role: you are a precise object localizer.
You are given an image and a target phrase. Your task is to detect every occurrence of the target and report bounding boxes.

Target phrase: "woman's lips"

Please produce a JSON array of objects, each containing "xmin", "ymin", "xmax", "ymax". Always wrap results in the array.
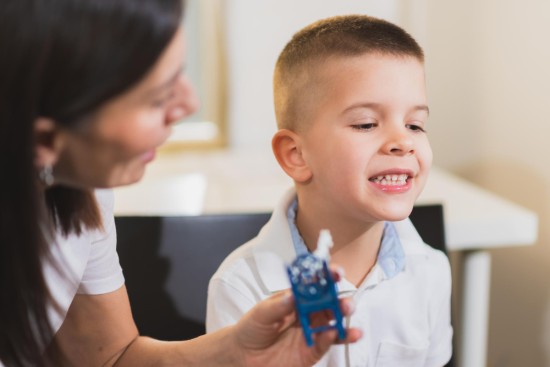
[{"xmin": 141, "ymin": 149, "xmax": 156, "ymax": 163}]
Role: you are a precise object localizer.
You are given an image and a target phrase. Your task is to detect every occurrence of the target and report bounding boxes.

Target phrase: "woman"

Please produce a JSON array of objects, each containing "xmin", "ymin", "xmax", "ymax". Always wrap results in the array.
[{"xmin": 0, "ymin": 0, "xmax": 360, "ymax": 366}]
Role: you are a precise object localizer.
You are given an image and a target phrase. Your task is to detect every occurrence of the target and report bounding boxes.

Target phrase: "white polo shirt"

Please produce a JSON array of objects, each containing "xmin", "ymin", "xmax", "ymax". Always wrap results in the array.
[
  {"xmin": 43, "ymin": 190, "xmax": 125, "ymax": 333},
  {"xmin": 207, "ymin": 189, "xmax": 452, "ymax": 367}
]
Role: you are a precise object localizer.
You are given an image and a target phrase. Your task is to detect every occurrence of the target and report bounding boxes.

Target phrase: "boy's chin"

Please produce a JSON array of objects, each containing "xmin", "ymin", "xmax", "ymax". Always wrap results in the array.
[{"xmin": 375, "ymin": 206, "xmax": 414, "ymax": 222}]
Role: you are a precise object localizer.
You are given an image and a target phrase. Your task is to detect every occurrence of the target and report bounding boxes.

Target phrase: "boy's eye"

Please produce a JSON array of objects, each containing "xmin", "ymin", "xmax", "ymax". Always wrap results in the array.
[
  {"xmin": 352, "ymin": 123, "xmax": 377, "ymax": 131},
  {"xmin": 407, "ymin": 123, "xmax": 426, "ymax": 133}
]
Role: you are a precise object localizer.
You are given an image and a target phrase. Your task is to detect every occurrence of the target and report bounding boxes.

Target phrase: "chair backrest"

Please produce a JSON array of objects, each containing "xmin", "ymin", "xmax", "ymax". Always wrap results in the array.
[
  {"xmin": 115, "ymin": 204, "xmax": 446, "ymax": 341},
  {"xmin": 115, "ymin": 213, "xmax": 271, "ymax": 340},
  {"xmin": 409, "ymin": 204, "xmax": 447, "ymax": 254}
]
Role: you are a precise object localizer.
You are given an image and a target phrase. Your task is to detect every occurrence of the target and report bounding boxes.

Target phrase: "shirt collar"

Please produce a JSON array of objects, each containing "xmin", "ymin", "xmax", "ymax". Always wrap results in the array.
[
  {"xmin": 286, "ymin": 197, "xmax": 405, "ymax": 280},
  {"xmin": 287, "ymin": 198, "xmax": 309, "ymax": 256}
]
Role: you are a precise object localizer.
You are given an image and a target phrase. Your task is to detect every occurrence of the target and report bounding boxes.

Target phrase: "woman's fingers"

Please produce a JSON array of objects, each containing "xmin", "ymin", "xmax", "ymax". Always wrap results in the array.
[
  {"xmin": 251, "ymin": 290, "xmax": 295, "ymax": 327},
  {"xmin": 309, "ymin": 326, "xmax": 363, "ymax": 360},
  {"xmin": 329, "ymin": 265, "xmax": 345, "ymax": 282},
  {"xmin": 339, "ymin": 297, "xmax": 355, "ymax": 316}
]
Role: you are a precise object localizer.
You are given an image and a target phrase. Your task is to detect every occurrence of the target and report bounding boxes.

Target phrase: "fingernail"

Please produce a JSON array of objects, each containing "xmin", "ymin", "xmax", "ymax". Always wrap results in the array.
[
  {"xmin": 344, "ymin": 300, "xmax": 355, "ymax": 314},
  {"xmin": 280, "ymin": 291, "xmax": 293, "ymax": 305}
]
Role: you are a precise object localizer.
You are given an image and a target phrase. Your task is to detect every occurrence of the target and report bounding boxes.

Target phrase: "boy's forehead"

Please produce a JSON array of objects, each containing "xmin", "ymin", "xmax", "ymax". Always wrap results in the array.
[
  {"xmin": 311, "ymin": 52, "xmax": 423, "ymax": 74},
  {"xmin": 279, "ymin": 52, "xmax": 426, "ymax": 131},
  {"xmin": 305, "ymin": 53, "xmax": 425, "ymax": 94},
  {"xmin": 303, "ymin": 54, "xmax": 426, "ymax": 110}
]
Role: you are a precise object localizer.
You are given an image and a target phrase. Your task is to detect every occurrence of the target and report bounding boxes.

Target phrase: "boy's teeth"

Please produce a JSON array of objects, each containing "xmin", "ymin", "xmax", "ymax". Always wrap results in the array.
[{"xmin": 372, "ymin": 174, "xmax": 409, "ymax": 185}]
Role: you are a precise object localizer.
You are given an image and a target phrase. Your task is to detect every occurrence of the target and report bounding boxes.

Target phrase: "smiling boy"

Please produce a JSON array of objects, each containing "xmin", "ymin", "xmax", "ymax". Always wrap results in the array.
[{"xmin": 207, "ymin": 15, "xmax": 452, "ymax": 366}]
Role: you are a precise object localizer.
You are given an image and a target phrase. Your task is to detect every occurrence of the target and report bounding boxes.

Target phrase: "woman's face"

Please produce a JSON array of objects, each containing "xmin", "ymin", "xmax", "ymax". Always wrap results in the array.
[{"xmin": 53, "ymin": 27, "xmax": 198, "ymax": 189}]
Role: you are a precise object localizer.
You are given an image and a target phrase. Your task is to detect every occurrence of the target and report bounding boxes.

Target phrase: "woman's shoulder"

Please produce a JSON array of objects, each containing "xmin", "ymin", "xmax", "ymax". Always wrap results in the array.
[{"xmin": 94, "ymin": 189, "xmax": 114, "ymax": 215}]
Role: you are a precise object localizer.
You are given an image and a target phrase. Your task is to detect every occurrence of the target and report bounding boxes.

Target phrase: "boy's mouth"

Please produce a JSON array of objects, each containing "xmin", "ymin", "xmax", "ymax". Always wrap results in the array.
[
  {"xmin": 368, "ymin": 170, "xmax": 414, "ymax": 188},
  {"xmin": 369, "ymin": 174, "xmax": 409, "ymax": 186}
]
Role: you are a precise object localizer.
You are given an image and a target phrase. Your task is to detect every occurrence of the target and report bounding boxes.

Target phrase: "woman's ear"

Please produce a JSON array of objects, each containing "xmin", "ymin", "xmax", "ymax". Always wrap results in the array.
[
  {"xmin": 272, "ymin": 129, "xmax": 312, "ymax": 183},
  {"xmin": 34, "ymin": 117, "xmax": 64, "ymax": 168}
]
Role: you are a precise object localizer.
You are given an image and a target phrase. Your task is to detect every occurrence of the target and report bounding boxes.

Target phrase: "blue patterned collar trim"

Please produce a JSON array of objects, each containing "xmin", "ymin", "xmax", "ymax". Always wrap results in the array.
[{"xmin": 286, "ymin": 197, "xmax": 405, "ymax": 279}]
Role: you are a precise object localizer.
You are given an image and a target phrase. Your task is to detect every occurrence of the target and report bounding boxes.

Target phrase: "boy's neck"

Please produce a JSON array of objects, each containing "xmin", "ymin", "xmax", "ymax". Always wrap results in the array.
[
  {"xmin": 295, "ymin": 205, "xmax": 385, "ymax": 287},
  {"xmin": 329, "ymin": 225, "xmax": 384, "ymax": 286}
]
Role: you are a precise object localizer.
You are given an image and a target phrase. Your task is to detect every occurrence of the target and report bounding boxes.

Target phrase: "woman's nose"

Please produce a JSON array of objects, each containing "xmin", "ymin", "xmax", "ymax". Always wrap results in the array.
[{"xmin": 166, "ymin": 75, "xmax": 200, "ymax": 125}]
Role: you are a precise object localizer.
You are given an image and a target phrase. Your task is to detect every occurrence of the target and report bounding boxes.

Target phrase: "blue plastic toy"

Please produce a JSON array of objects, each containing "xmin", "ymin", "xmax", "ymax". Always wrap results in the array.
[{"xmin": 286, "ymin": 230, "xmax": 346, "ymax": 346}]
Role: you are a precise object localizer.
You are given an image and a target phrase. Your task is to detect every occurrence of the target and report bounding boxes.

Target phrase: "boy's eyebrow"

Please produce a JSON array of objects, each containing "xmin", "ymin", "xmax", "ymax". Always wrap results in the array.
[
  {"xmin": 341, "ymin": 102, "xmax": 382, "ymax": 114},
  {"xmin": 412, "ymin": 105, "xmax": 430, "ymax": 115},
  {"xmin": 341, "ymin": 103, "xmax": 430, "ymax": 116}
]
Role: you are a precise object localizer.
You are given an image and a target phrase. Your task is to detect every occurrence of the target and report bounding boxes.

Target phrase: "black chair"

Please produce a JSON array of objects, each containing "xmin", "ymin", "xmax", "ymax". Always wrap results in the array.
[
  {"xmin": 408, "ymin": 204, "xmax": 447, "ymax": 255},
  {"xmin": 115, "ymin": 204, "xmax": 453, "ymax": 365},
  {"xmin": 115, "ymin": 213, "xmax": 271, "ymax": 340}
]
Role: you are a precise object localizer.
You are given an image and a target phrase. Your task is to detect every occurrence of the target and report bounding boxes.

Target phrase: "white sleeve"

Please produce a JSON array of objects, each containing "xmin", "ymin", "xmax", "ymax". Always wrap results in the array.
[
  {"xmin": 425, "ymin": 250, "xmax": 454, "ymax": 367},
  {"xmin": 77, "ymin": 189, "xmax": 124, "ymax": 295},
  {"xmin": 206, "ymin": 276, "xmax": 257, "ymax": 333}
]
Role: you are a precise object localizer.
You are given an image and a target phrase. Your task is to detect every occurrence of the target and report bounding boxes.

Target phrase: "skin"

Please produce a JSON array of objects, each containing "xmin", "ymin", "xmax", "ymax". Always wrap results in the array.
[
  {"xmin": 37, "ymin": 28, "xmax": 199, "ymax": 189},
  {"xmin": 272, "ymin": 53, "xmax": 432, "ymax": 286},
  {"xmin": 35, "ymin": 27, "xmax": 361, "ymax": 366}
]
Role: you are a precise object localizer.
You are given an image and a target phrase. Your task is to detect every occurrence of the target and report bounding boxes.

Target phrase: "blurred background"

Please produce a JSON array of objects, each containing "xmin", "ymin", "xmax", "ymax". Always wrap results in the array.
[
  {"xmin": 119, "ymin": 0, "xmax": 550, "ymax": 365},
  {"xmin": 418, "ymin": 1, "xmax": 549, "ymax": 366}
]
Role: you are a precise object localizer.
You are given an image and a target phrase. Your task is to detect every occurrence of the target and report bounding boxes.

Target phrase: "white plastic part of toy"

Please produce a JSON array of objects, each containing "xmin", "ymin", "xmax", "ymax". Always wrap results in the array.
[{"xmin": 314, "ymin": 229, "xmax": 333, "ymax": 260}]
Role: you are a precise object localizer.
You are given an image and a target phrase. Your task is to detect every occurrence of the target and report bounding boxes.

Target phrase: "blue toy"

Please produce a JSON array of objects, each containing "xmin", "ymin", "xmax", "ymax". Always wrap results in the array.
[{"xmin": 286, "ymin": 230, "xmax": 346, "ymax": 346}]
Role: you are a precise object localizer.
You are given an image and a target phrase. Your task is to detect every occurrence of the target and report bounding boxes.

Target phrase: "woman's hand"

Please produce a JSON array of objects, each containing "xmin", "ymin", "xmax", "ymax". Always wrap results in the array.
[{"xmin": 232, "ymin": 272, "xmax": 362, "ymax": 367}]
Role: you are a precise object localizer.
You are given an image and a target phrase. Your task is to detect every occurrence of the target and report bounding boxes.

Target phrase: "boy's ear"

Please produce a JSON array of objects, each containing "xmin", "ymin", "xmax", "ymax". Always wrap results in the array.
[
  {"xmin": 272, "ymin": 129, "xmax": 312, "ymax": 183},
  {"xmin": 34, "ymin": 117, "xmax": 65, "ymax": 168}
]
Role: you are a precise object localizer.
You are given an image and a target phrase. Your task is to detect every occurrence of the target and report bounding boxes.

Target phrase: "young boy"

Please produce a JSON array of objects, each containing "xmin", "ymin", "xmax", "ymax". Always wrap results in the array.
[{"xmin": 207, "ymin": 15, "xmax": 452, "ymax": 366}]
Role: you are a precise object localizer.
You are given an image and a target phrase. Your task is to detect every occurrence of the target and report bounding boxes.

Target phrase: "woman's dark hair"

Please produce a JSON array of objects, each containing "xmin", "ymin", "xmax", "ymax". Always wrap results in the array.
[{"xmin": 0, "ymin": 0, "xmax": 183, "ymax": 365}]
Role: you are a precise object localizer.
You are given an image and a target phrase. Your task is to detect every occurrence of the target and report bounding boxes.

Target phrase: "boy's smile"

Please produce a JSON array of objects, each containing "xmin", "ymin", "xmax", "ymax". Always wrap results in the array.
[
  {"xmin": 295, "ymin": 53, "xmax": 432, "ymax": 227},
  {"xmin": 368, "ymin": 169, "xmax": 413, "ymax": 192}
]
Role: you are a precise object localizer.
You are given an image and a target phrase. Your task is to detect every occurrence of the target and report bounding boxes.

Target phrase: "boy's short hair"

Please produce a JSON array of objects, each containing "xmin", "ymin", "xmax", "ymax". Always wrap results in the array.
[{"xmin": 273, "ymin": 15, "xmax": 424, "ymax": 131}]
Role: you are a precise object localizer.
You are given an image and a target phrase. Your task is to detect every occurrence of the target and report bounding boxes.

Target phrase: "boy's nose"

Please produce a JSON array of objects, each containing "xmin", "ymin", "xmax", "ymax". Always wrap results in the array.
[
  {"xmin": 166, "ymin": 74, "xmax": 200, "ymax": 125},
  {"xmin": 383, "ymin": 129, "xmax": 414, "ymax": 156}
]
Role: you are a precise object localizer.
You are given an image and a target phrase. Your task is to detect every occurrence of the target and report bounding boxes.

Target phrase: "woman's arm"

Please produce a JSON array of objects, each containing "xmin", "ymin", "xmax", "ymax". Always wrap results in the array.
[
  {"xmin": 52, "ymin": 285, "xmax": 236, "ymax": 366},
  {"xmin": 51, "ymin": 284, "xmax": 360, "ymax": 366}
]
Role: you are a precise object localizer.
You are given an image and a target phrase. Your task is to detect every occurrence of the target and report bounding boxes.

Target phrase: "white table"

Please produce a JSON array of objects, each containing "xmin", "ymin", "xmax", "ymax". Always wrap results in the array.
[{"xmin": 114, "ymin": 150, "xmax": 538, "ymax": 367}]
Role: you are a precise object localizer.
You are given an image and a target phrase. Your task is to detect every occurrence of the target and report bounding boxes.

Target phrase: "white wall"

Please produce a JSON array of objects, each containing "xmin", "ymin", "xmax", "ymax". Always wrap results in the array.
[{"xmin": 421, "ymin": 0, "xmax": 550, "ymax": 365}]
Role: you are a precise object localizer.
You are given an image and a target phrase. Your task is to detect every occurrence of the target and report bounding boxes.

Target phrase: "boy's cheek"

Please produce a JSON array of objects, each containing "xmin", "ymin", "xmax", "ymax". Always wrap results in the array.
[{"xmin": 419, "ymin": 143, "xmax": 433, "ymax": 167}]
